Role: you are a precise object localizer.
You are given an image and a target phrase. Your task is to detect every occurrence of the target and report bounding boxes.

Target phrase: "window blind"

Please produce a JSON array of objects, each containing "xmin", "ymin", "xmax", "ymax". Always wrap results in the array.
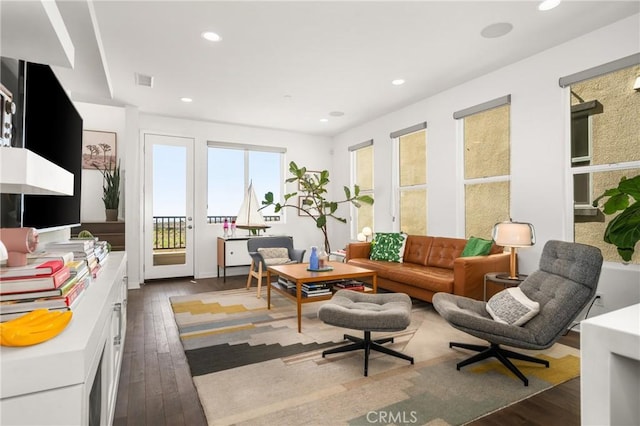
[
  {"xmin": 207, "ymin": 140, "xmax": 286, "ymax": 153},
  {"xmin": 389, "ymin": 122, "xmax": 427, "ymax": 139},
  {"xmin": 348, "ymin": 139, "xmax": 374, "ymax": 152},
  {"xmin": 559, "ymin": 53, "xmax": 640, "ymax": 87},
  {"xmin": 453, "ymin": 95, "xmax": 511, "ymax": 119}
]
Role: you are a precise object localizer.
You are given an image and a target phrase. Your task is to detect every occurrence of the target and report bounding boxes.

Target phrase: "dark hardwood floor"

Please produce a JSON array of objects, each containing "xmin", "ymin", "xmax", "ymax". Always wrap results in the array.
[{"xmin": 114, "ymin": 276, "xmax": 580, "ymax": 426}]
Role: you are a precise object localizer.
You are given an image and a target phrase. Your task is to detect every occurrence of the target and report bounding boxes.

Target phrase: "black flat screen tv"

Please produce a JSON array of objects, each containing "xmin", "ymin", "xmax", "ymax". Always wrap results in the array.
[{"xmin": 0, "ymin": 59, "xmax": 83, "ymax": 231}]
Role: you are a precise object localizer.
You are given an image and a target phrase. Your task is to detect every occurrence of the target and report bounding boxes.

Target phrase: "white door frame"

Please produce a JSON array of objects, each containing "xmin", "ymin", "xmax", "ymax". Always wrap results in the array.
[{"xmin": 143, "ymin": 133, "xmax": 195, "ymax": 280}]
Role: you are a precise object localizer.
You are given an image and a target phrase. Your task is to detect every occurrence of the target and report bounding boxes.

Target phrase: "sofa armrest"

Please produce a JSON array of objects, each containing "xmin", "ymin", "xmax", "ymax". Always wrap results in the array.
[
  {"xmin": 452, "ymin": 252, "xmax": 511, "ymax": 300},
  {"xmin": 345, "ymin": 242, "xmax": 371, "ymax": 261}
]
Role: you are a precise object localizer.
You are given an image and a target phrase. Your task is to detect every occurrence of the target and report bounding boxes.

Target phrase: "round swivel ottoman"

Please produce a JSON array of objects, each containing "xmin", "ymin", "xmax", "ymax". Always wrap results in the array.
[{"xmin": 318, "ymin": 289, "xmax": 414, "ymax": 376}]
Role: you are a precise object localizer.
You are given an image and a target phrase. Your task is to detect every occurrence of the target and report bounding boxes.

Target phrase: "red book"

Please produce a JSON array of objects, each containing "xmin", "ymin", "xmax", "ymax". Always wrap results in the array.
[
  {"xmin": 0, "ymin": 278, "xmax": 86, "ymax": 314},
  {"xmin": 0, "ymin": 260, "xmax": 65, "ymax": 279},
  {"xmin": 0, "ymin": 267, "xmax": 71, "ymax": 294}
]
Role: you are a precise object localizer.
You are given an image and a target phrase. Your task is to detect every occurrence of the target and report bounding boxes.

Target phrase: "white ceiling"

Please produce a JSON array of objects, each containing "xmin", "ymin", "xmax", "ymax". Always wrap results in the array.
[{"xmin": 3, "ymin": 1, "xmax": 639, "ymax": 136}]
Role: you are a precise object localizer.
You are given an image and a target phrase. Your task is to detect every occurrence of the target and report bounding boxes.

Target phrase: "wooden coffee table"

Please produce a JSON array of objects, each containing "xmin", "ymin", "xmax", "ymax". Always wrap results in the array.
[{"xmin": 267, "ymin": 261, "xmax": 377, "ymax": 333}]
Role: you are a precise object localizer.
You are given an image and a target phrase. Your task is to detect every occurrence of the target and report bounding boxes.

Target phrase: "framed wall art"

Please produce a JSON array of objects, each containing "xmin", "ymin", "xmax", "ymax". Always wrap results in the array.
[{"xmin": 82, "ymin": 130, "xmax": 117, "ymax": 170}]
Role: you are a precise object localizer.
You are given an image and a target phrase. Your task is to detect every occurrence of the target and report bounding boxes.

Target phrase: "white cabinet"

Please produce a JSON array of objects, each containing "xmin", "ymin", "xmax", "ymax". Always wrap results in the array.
[
  {"xmin": 217, "ymin": 237, "xmax": 251, "ymax": 281},
  {"xmin": 0, "ymin": 252, "xmax": 128, "ymax": 426}
]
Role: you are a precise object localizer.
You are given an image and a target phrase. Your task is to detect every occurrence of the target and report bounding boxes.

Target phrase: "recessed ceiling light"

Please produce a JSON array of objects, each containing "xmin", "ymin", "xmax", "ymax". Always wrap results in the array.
[
  {"xmin": 481, "ymin": 22, "xmax": 513, "ymax": 39},
  {"xmin": 538, "ymin": 0, "xmax": 561, "ymax": 11},
  {"xmin": 201, "ymin": 31, "xmax": 222, "ymax": 42},
  {"xmin": 181, "ymin": 97, "xmax": 193, "ymax": 103},
  {"xmin": 392, "ymin": 79, "xmax": 405, "ymax": 86},
  {"xmin": 320, "ymin": 118, "xmax": 329, "ymax": 123}
]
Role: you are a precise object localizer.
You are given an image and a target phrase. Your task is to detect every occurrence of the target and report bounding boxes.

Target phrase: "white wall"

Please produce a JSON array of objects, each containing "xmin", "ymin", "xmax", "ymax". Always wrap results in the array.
[{"xmin": 331, "ymin": 14, "xmax": 640, "ymax": 315}]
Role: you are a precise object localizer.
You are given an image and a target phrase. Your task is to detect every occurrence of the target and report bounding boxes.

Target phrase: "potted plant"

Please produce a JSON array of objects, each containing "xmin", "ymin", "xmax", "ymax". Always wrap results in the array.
[
  {"xmin": 260, "ymin": 161, "xmax": 373, "ymax": 253},
  {"xmin": 592, "ymin": 173, "xmax": 640, "ymax": 262},
  {"xmin": 95, "ymin": 159, "xmax": 121, "ymax": 222}
]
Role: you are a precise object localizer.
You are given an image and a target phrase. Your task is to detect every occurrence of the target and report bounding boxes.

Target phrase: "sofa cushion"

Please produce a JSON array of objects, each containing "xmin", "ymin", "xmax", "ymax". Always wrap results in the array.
[
  {"xmin": 347, "ymin": 258, "xmax": 455, "ymax": 294},
  {"xmin": 257, "ymin": 247, "xmax": 292, "ymax": 266},
  {"xmin": 370, "ymin": 232, "xmax": 408, "ymax": 263},
  {"xmin": 403, "ymin": 235, "xmax": 433, "ymax": 266},
  {"xmin": 427, "ymin": 237, "xmax": 467, "ymax": 269},
  {"xmin": 486, "ymin": 287, "xmax": 540, "ymax": 326},
  {"xmin": 461, "ymin": 237, "xmax": 494, "ymax": 257}
]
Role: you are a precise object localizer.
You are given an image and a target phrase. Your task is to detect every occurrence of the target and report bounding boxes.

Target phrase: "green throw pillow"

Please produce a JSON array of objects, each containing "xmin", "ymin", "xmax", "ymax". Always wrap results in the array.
[
  {"xmin": 461, "ymin": 237, "xmax": 494, "ymax": 257},
  {"xmin": 369, "ymin": 232, "xmax": 408, "ymax": 263}
]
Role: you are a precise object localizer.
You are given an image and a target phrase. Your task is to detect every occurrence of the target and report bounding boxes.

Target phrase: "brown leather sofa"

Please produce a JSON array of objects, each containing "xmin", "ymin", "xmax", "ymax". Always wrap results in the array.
[{"xmin": 346, "ymin": 235, "xmax": 511, "ymax": 302}]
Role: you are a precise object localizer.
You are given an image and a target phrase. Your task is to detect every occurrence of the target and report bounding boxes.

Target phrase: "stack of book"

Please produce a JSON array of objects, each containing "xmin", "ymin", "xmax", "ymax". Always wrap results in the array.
[
  {"xmin": 301, "ymin": 282, "xmax": 332, "ymax": 297},
  {"xmin": 94, "ymin": 240, "xmax": 109, "ymax": 266},
  {"xmin": 0, "ymin": 258, "xmax": 90, "ymax": 321},
  {"xmin": 332, "ymin": 279, "xmax": 366, "ymax": 292},
  {"xmin": 277, "ymin": 277, "xmax": 297, "ymax": 294},
  {"xmin": 47, "ymin": 239, "xmax": 100, "ymax": 277}
]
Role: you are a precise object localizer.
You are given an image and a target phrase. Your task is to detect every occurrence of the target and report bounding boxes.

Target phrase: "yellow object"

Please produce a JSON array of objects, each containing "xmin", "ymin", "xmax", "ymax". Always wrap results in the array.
[{"xmin": 0, "ymin": 309, "xmax": 73, "ymax": 346}]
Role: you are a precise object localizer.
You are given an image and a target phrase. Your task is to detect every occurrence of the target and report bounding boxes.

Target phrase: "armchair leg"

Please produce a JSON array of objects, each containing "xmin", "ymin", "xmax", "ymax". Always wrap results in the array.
[
  {"xmin": 246, "ymin": 260, "xmax": 255, "ymax": 290},
  {"xmin": 449, "ymin": 342, "xmax": 549, "ymax": 386},
  {"xmin": 256, "ymin": 262, "xmax": 263, "ymax": 298}
]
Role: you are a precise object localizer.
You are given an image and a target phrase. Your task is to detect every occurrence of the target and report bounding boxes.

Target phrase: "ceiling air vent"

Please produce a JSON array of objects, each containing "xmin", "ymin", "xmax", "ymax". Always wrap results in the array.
[{"xmin": 135, "ymin": 73, "xmax": 154, "ymax": 88}]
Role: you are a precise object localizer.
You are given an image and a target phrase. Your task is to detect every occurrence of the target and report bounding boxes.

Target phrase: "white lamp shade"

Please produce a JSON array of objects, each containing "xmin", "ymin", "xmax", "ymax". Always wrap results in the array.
[
  {"xmin": 357, "ymin": 233, "xmax": 366, "ymax": 242},
  {"xmin": 362, "ymin": 227, "xmax": 373, "ymax": 237},
  {"xmin": 492, "ymin": 221, "xmax": 535, "ymax": 247}
]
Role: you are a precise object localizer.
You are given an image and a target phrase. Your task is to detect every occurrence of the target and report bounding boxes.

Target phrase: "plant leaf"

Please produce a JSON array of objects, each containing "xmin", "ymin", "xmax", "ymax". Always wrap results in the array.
[
  {"xmin": 603, "ymin": 193, "xmax": 629, "ymax": 215},
  {"xmin": 343, "ymin": 186, "xmax": 351, "ymax": 199},
  {"xmin": 618, "ymin": 174, "xmax": 640, "ymax": 201},
  {"xmin": 603, "ymin": 201, "xmax": 640, "ymax": 262}
]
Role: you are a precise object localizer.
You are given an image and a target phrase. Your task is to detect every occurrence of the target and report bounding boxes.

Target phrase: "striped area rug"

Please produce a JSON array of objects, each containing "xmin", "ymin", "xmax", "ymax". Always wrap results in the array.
[{"xmin": 170, "ymin": 288, "xmax": 579, "ymax": 426}]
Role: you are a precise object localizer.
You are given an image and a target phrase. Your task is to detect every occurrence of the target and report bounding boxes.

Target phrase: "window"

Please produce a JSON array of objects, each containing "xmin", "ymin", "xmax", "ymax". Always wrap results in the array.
[
  {"xmin": 391, "ymin": 123, "xmax": 427, "ymax": 235},
  {"xmin": 207, "ymin": 143, "xmax": 284, "ymax": 223},
  {"xmin": 562, "ymin": 59, "xmax": 640, "ymax": 263},
  {"xmin": 571, "ymin": 100, "xmax": 602, "ymax": 207},
  {"xmin": 350, "ymin": 140, "xmax": 374, "ymax": 238},
  {"xmin": 455, "ymin": 96, "xmax": 511, "ymax": 239}
]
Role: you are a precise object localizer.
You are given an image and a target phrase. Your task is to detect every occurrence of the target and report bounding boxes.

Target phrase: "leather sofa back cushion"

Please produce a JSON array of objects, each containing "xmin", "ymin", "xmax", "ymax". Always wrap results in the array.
[
  {"xmin": 403, "ymin": 235, "xmax": 433, "ymax": 266},
  {"xmin": 427, "ymin": 237, "xmax": 467, "ymax": 269}
]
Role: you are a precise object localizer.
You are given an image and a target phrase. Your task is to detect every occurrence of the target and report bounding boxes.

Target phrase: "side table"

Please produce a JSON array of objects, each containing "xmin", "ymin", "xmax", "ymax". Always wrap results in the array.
[{"xmin": 484, "ymin": 272, "xmax": 528, "ymax": 301}]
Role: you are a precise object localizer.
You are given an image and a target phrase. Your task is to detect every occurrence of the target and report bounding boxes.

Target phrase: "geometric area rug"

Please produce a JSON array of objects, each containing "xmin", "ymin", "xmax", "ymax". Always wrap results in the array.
[{"xmin": 169, "ymin": 288, "xmax": 580, "ymax": 426}]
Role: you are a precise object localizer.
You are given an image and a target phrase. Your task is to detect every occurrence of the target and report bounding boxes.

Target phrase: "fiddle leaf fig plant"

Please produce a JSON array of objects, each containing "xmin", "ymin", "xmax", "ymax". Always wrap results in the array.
[
  {"xmin": 261, "ymin": 161, "xmax": 374, "ymax": 253},
  {"xmin": 592, "ymin": 174, "xmax": 640, "ymax": 262}
]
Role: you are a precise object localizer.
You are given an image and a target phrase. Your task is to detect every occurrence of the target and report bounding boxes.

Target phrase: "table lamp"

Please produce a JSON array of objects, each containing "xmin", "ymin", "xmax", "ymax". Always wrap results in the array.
[
  {"xmin": 362, "ymin": 227, "xmax": 373, "ymax": 242},
  {"xmin": 492, "ymin": 220, "xmax": 535, "ymax": 280}
]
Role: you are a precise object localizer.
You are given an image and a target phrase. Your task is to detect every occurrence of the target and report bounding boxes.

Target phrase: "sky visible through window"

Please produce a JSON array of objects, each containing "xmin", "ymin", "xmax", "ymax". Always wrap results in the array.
[
  {"xmin": 208, "ymin": 148, "xmax": 281, "ymax": 217},
  {"xmin": 152, "ymin": 146, "xmax": 281, "ymax": 218},
  {"xmin": 153, "ymin": 145, "xmax": 186, "ymax": 216}
]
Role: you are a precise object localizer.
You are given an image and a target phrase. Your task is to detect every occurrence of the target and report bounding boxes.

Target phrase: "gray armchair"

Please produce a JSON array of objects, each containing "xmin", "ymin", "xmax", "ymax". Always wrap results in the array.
[
  {"xmin": 433, "ymin": 240, "xmax": 603, "ymax": 386},
  {"xmin": 246, "ymin": 236, "xmax": 305, "ymax": 298}
]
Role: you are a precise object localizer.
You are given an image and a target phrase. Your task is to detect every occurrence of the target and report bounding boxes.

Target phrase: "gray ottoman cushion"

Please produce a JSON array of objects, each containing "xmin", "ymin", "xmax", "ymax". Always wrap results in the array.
[{"xmin": 318, "ymin": 290, "xmax": 412, "ymax": 332}]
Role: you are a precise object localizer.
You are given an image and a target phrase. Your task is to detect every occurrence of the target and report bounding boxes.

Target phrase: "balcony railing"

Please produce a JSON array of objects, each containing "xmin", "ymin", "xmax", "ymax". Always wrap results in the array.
[{"xmin": 153, "ymin": 215, "xmax": 281, "ymax": 250}]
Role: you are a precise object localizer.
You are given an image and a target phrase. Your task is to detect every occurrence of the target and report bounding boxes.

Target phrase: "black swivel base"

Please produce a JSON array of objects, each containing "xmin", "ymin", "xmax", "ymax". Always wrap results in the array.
[
  {"xmin": 322, "ymin": 331, "xmax": 414, "ymax": 376},
  {"xmin": 449, "ymin": 341, "xmax": 549, "ymax": 386}
]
